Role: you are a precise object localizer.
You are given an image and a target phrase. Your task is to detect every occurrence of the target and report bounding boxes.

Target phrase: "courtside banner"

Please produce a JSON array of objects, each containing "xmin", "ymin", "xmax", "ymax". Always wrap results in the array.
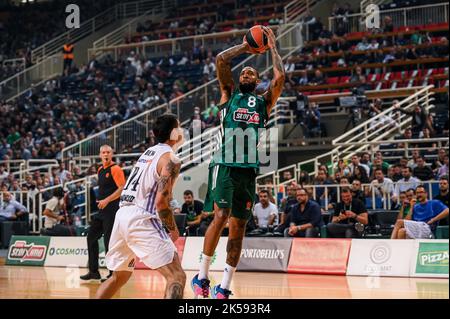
[
  {"xmin": 238, "ymin": 238, "xmax": 292, "ymax": 272},
  {"xmin": 135, "ymin": 237, "xmax": 186, "ymax": 269},
  {"xmin": 347, "ymin": 239, "xmax": 414, "ymax": 277},
  {"xmin": 287, "ymin": 238, "xmax": 352, "ymax": 275},
  {"xmin": 44, "ymin": 237, "xmax": 106, "ymax": 268},
  {"xmin": 181, "ymin": 237, "xmax": 228, "ymax": 271},
  {"xmin": 6, "ymin": 236, "xmax": 50, "ymax": 266},
  {"xmin": 410, "ymin": 240, "xmax": 448, "ymax": 278}
]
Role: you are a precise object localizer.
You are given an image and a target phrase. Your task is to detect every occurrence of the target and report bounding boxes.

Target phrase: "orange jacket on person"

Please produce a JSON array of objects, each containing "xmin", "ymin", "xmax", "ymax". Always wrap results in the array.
[{"xmin": 63, "ymin": 44, "xmax": 74, "ymax": 60}]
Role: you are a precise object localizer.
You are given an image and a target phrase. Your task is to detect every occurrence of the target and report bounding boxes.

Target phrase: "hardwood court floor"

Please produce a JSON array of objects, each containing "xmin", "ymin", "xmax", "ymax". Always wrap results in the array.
[{"xmin": 0, "ymin": 265, "xmax": 447, "ymax": 299}]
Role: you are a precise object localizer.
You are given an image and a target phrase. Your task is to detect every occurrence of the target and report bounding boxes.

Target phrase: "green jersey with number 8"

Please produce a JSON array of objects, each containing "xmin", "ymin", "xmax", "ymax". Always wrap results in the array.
[{"xmin": 210, "ymin": 89, "xmax": 268, "ymax": 170}]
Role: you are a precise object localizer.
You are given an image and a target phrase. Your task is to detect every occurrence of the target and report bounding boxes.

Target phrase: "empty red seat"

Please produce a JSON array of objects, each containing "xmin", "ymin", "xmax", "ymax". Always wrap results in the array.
[
  {"xmin": 327, "ymin": 77, "xmax": 339, "ymax": 84},
  {"xmin": 327, "ymin": 89, "xmax": 339, "ymax": 94}
]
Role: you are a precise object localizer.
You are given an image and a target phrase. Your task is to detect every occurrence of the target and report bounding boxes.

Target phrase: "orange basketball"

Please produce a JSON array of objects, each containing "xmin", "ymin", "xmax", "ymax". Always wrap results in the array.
[{"xmin": 244, "ymin": 25, "xmax": 269, "ymax": 54}]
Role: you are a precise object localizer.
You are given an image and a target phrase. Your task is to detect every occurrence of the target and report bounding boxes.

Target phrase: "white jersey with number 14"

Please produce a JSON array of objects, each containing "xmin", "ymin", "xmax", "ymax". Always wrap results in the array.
[{"xmin": 119, "ymin": 143, "xmax": 174, "ymax": 217}]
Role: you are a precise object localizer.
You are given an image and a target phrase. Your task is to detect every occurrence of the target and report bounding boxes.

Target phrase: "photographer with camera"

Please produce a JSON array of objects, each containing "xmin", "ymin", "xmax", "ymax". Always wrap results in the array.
[
  {"xmin": 304, "ymin": 102, "xmax": 321, "ymax": 138},
  {"xmin": 327, "ymin": 187, "xmax": 368, "ymax": 238}
]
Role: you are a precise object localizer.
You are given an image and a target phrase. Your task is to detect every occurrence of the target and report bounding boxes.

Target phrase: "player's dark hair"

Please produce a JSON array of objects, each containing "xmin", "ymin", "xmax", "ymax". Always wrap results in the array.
[
  {"xmin": 439, "ymin": 175, "xmax": 448, "ymax": 182},
  {"xmin": 259, "ymin": 189, "xmax": 270, "ymax": 196},
  {"xmin": 184, "ymin": 190, "xmax": 193, "ymax": 196},
  {"xmin": 153, "ymin": 113, "xmax": 178, "ymax": 143}
]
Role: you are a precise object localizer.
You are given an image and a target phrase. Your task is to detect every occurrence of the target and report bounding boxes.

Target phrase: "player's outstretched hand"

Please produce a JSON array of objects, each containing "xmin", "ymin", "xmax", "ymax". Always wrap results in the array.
[{"xmin": 262, "ymin": 26, "xmax": 277, "ymax": 50}]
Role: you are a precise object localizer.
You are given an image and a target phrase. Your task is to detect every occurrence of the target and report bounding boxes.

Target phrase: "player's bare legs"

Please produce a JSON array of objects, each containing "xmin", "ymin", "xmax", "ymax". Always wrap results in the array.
[
  {"xmin": 95, "ymin": 271, "xmax": 132, "ymax": 299},
  {"xmin": 203, "ymin": 204, "xmax": 231, "ymax": 256},
  {"xmin": 226, "ymin": 217, "xmax": 247, "ymax": 267},
  {"xmin": 157, "ymin": 253, "xmax": 186, "ymax": 299}
]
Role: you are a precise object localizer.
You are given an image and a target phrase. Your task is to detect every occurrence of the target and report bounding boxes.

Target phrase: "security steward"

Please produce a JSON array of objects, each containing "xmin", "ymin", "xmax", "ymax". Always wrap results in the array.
[
  {"xmin": 63, "ymin": 38, "xmax": 74, "ymax": 73},
  {"xmin": 80, "ymin": 145, "xmax": 125, "ymax": 282}
]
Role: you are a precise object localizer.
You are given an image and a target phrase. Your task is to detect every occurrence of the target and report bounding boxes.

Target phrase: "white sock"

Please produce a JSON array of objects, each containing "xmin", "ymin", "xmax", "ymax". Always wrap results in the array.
[
  {"xmin": 220, "ymin": 264, "xmax": 236, "ymax": 290},
  {"xmin": 198, "ymin": 253, "xmax": 212, "ymax": 280}
]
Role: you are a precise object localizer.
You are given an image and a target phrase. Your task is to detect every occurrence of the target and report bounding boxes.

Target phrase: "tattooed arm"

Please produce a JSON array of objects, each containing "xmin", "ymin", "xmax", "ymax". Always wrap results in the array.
[
  {"xmin": 216, "ymin": 42, "xmax": 254, "ymax": 104},
  {"xmin": 155, "ymin": 153, "xmax": 181, "ymax": 242},
  {"xmin": 262, "ymin": 27, "xmax": 285, "ymax": 116}
]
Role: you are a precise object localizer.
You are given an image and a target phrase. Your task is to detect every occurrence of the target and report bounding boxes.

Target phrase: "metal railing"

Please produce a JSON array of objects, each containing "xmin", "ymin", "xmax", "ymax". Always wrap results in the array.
[
  {"xmin": 257, "ymin": 179, "xmax": 442, "ymax": 209},
  {"xmin": 0, "ymin": 54, "xmax": 62, "ymax": 102},
  {"xmin": 360, "ymin": 0, "xmax": 390, "ymax": 15},
  {"xmin": 61, "ymin": 22, "xmax": 304, "ymax": 165},
  {"xmin": 284, "ymin": 0, "xmax": 317, "ymax": 24},
  {"xmin": 92, "ymin": 0, "xmax": 175, "ymax": 51},
  {"xmin": 255, "ymin": 85, "xmax": 436, "ymax": 186},
  {"xmin": 88, "ymin": 26, "xmax": 280, "ymax": 60},
  {"xmin": 31, "ymin": 0, "xmax": 172, "ymax": 63},
  {"xmin": 329, "ymin": 2, "xmax": 449, "ymax": 34}
]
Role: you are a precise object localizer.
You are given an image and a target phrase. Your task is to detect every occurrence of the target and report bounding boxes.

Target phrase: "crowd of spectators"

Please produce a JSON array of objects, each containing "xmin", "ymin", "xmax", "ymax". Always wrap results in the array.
[
  {"xmin": 0, "ymin": 0, "xmax": 121, "ymax": 82},
  {"xmin": 131, "ymin": 0, "xmax": 285, "ymax": 42}
]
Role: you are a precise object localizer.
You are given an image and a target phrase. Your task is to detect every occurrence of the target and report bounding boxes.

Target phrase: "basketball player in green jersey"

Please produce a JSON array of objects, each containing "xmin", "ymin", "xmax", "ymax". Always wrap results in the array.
[{"xmin": 191, "ymin": 27, "xmax": 285, "ymax": 299}]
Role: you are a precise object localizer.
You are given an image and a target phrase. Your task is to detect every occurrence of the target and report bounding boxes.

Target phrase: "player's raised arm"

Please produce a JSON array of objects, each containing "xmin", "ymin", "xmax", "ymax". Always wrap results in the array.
[
  {"xmin": 155, "ymin": 153, "xmax": 181, "ymax": 241},
  {"xmin": 216, "ymin": 42, "xmax": 254, "ymax": 104},
  {"xmin": 262, "ymin": 27, "xmax": 285, "ymax": 116}
]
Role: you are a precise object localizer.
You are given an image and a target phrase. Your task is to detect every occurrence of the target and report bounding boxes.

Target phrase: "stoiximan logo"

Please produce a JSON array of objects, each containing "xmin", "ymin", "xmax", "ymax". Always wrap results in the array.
[{"xmin": 8, "ymin": 241, "xmax": 47, "ymax": 262}]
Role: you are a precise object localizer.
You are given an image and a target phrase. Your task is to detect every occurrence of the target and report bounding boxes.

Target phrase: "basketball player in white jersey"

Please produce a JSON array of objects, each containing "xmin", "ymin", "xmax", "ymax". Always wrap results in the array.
[{"xmin": 95, "ymin": 114, "xmax": 186, "ymax": 299}]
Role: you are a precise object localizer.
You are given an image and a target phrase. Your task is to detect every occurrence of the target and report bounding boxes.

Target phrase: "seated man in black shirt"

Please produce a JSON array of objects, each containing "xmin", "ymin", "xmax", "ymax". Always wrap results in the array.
[
  {"xmin": 434, "ymin": 176, "xmax": 449, "ymax": 226},
  {"xmin": 181, "ymin": 190, "xmax": 211, "ymax": 236},
  {"xmin": 279, "ymin": 182, "xmax": 299, "ymax": 224},
  {"xmin": 275, "ymin": 188, "xmax": 322, "ymax": 238},
  {"xmin": 327, "ymin": 187, "xmax": 368, "ymax": 238}
]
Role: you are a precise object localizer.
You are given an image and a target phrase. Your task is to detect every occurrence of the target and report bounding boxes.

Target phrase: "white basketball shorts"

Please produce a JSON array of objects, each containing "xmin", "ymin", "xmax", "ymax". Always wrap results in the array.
[{"xmin": 105, "ymin": 205, "xmax": 176, "ymax": 272}]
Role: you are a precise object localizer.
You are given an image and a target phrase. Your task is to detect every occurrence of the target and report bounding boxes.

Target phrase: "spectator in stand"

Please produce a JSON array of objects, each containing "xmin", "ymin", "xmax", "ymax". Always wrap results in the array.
[
  {"xmin": 279, "ymin": 182, "xmax": 299, "ymax": 224},
  {"xmin": 413, "ymin": 156, "xmax": 434, "ymax": 181},
  {"xmin": 437, "ymin": 154, "xmax": 449, "ymax": 178},
  {"xmin": 40, "ymin": 188, "xmax": 74, "ymax": 236},
  {"xmin": 395, "ymin": 190, "xmax": 412, "ymax": 219},
  {"xmin": 275, "ymin": 188, "xmax": 321, "ymax": 238},
  {"xmin": 350, "ymin": 179, "xmax": 366, "ymax": 203},
  {"xmin": 393, "ymin": 166, "xmax": 421, "ymax": 201},
  {"xmin": 368, "ymin": 168, "xmax": 395, "ymax": 201},
  {"xmin": 309, "ymin": 70, "xmax": 325, "ymax": 85},
  {"xmin": 391, "ymin": 164, "xmax": 403, "ymax": 182},
  {"xmin": 355, "ymin": 37, "xmax": 370, "ymax": 51},
  {"xmin": 0, "ymin": 191, "xmax": 28, "ymax": 222},
  {"xmin": 253, "ymin": 190, "xmax": 278, "ymax": 231},
  {"xmin": 297, "ymin": 70, "xmax": 309, "ymax": 86},
  {"xmin": 432, "ymin": 148, "xmax": 448, "ymax": 175},
  {"xmin": 434, "ymin": 176, "xmax": 449, "ymax": 226},
  {"xmin": 327, "ymin": 187, "xmax": 368, "ymax": 238},
  {"xmin": 304, "ymin": 102, "xmax": 321, "ymax": 138},
  {"xmin": 394, "ymin": 104, "xmax": 431, "ymax": 134},
  {"xmin": 313, "ymin": 169, "xmax": 334, "ymax": 206},
  {"xmin": 382, "ymin": 16, "xmax": 394, "ymax": 33},
  {"xmin": 408, "ymin": 149, "xmax": 421, "ymax": 169},
  {"xmin": 181, "ymin": 190, "xmax": 208, "ymax": 236},
  {"xmin": 345, "ymin": 154, "xmax": 370, "ymax": 183},
  {"xmin": 391, "ymin": 185, "xmax": 448, "ymax": 239}
]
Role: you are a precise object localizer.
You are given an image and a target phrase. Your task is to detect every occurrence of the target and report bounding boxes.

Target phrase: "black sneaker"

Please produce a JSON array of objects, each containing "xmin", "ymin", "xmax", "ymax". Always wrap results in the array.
[
  {"xmin": 100, "ymin": 272, "xmax": 113, "ymax": 283},
  {"xmin": 80, "ymin": 272, "xmax": 101, "ymax": 281}
]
